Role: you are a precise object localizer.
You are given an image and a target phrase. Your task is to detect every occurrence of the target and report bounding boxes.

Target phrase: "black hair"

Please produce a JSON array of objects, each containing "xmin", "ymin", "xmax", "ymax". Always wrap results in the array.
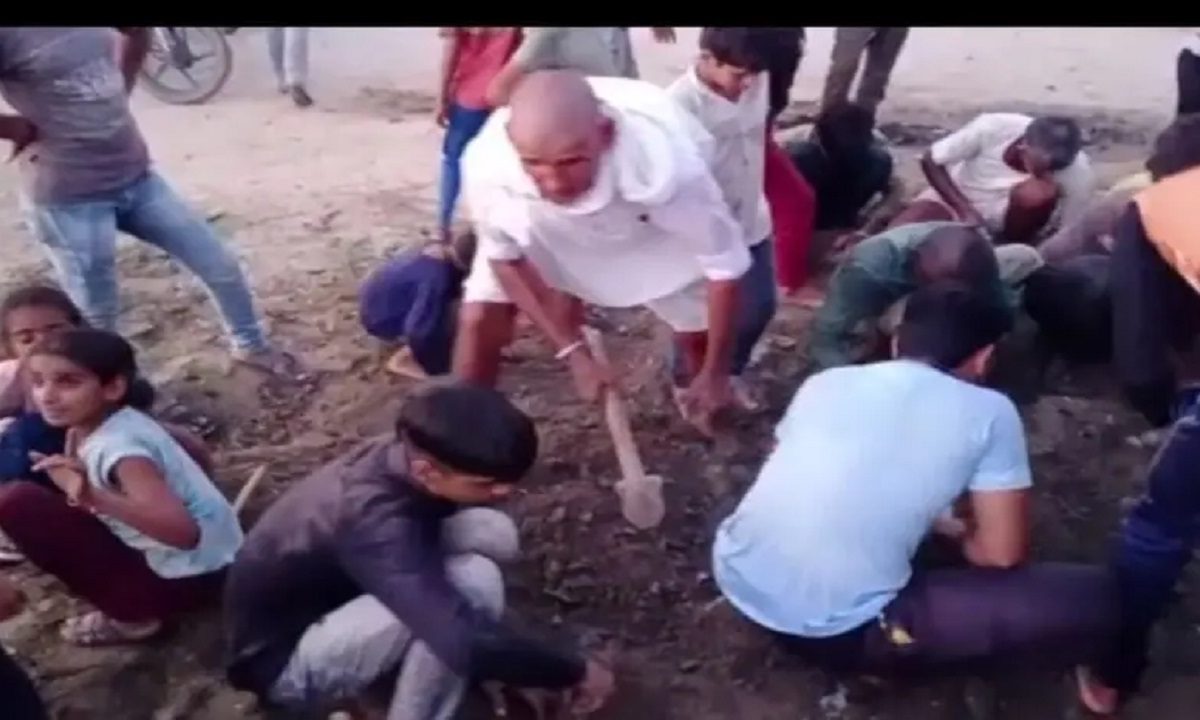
[
  {"xmin": 913, "ymin": 226, "xmax": 999, "ymax": 289},
  {"xmin": 897, "ymin": 281, "xmax": 1014, "ymax": 371},
  {"xmin": 32, "ymin": 329, "xmax": 156, "ymax": 411},
  {"xmin": 1, "ymin": 285, "xmax": 85, "ymax": 336},
  {"xmin": 698, "ymin": 27, "xmax": 769, "ymax": 73},
  {"xmin": 396, "ymin": 378, "xmax": 537, "ymax": 483},
  {"xmin": 1145, "ymin": 114, "xmax": 1200, "ymax": 180},
  {"xmin": 451, "ymin": 230, "xmax": 478, "ymax": 271},
  {"xmin": 1023, "ymin": 116, "xmax": 1083, "ymax": 172},
  {"xmin": 814, "ymin": 102, "xmax": 876, "ymax": 158}
]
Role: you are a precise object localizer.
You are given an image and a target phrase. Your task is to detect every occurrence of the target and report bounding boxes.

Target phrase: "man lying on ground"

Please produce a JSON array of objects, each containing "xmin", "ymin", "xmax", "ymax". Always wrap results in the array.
[
  {"xmin": 714, "ymin": 282, "xmax": 1116, "ymax": 677},
  {"xmin": 808, "ymin": 221, "xmax": 1042, "ymax": 372},
  {"xmin": 890, "ymin": 113, "xmax": 1095, "ymax": 245},
  {"xmin": 454, "ymin": 70, "xmax": 754, "ymax": 434},
  {"xmin": 667, "ymin": 28, "xmax": 779, "ymax": 409},
  {"xmin": 225, "ymin": 380, "xmax": 613, "ymax": 719},
  {"xmin": 1075, "ymin": 113, "xmax": 1200, "ymax": 715}
]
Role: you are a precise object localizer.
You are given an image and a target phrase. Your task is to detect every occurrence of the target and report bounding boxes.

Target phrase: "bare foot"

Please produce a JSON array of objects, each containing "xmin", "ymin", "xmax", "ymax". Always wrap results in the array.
[{"xmin": 384, "ymin": 347, "xmax": 429, "ymax": 380}]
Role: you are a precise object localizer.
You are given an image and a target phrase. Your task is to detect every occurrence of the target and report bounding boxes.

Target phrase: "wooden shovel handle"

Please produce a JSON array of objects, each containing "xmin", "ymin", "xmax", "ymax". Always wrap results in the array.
[{"xmin": 581, "ymin": 327, "xmax": 647, "ymax": 484}]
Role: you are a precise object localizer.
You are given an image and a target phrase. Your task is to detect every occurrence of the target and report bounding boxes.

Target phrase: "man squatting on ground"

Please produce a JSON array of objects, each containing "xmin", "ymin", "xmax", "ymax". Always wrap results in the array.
[
  {"xmin": 453, "ymin": 70, "xmax": 766, "ymax": 433},
  {"xmin": 225, "ymin": 380, "xmax": 614, "ymax": 719},
  {"xmin": 892, "ymin": 112, "xmax": 1095, "ymax": 246},
  {"xmin": 715, "ymin": 281, "xmax": 1116, "ymax": 676}
]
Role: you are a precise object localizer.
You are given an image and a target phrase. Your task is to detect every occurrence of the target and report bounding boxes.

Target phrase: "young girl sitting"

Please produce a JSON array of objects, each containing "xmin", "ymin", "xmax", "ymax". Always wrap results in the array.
[
  {"xmin": 0, "ymin": 328, "xmax": 242, "ymax": 646},
  {"xmin": 359, "ymin": 231, "xmax": 476, "ymax": 379}
]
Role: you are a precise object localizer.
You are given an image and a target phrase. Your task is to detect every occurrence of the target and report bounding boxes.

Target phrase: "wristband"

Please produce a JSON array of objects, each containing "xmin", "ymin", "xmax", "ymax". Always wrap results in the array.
[{"xmin": 554, "ymin": 339, "xmax": 585, "ymax": 361}]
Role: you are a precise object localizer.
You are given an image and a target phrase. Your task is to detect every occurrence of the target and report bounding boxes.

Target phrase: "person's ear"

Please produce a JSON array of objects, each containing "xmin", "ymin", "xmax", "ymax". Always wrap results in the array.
[
  {"xmin": 964, "ymin": 344, "xmax": 996, "ymax": 379},
  {"xmin": 597, "ymin": 116, "xmax": 615, "ymax": 151},
  {"xmin": 102, "ymin": 375, "xmax": 129, "ymax": 405},
  {"xmin": 409, "ymin": 456, "xmax": 441, "ymax": 488}
]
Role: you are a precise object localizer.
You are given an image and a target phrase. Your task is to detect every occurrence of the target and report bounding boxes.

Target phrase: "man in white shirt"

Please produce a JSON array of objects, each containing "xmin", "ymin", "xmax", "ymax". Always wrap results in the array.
[
  {"xmin": 453, "ymin": 70, "xmax": 751, "ymax": 432},
  {"xmin": 666, "ymin": 28, "xmax": 776, "ymax": 408},
  {"xmin": 889, "ymin": 113, "xmax": 1095, "ymax": 245}
]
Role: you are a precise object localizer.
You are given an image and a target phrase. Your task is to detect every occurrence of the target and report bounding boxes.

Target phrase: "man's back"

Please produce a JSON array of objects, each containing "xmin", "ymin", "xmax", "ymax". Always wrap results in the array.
[{"xmin": 714, "ymin": 359, "xmax": 1030, "ymax": 638}]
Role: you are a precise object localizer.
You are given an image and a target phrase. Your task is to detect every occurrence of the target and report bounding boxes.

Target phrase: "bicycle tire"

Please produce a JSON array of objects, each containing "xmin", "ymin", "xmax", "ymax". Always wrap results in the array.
[{"xmin": 138, "ymin": 28, "xmax": 233, "ymax": 106}]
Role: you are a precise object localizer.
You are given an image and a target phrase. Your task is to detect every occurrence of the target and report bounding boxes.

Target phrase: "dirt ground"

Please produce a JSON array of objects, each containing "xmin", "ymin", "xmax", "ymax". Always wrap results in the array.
[{"xmin": 1, "ymin": 26, "xmax": 1199, "ymax": 720}]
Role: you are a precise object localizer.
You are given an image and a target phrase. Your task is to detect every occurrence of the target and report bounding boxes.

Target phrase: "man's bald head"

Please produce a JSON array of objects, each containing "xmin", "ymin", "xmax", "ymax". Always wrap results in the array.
[
  {"xmin": 506, "ymin": 71, "xmax": 614, "ymax": 204},
  {"xmin": 913, "ymin": 226, "xmax": 999, "ymax": 289}
]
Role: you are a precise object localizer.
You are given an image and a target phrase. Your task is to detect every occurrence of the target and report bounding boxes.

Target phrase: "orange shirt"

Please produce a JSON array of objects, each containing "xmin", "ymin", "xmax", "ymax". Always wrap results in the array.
[
  {"xmin": 448, "ymin": 28, "xmax": 522, "ymax": 110},
  {"xmin": 1134, "ymin": 165, "xmax": 1200, "ymax": 294}
]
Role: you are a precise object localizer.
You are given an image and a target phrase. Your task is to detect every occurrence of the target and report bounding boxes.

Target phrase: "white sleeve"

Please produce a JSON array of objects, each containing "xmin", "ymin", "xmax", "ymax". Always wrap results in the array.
[
  {"xmin": 929, "ymin": 114, "xmax": 993, "ymax": 165},
  {"xmin": 652, "ymin": 169, "xmax": 751, "ymax": 281},
  {"xmin": 1054, "ymin": 152, "xmax": 1098, "ymax": 227}
]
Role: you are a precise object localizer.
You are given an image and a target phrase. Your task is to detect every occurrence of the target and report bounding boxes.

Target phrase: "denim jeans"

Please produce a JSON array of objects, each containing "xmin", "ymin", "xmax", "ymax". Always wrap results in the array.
[
  {"xmin": 1095, "ymin": 390, "xmax": 1200, "ymax": 692},
  {"xmin": 671, "ymin": 238, "xmax": 778, "ymax": 381},
  {"xmin": 268, "ymin": 508, "xmax": 516, "ymax": 720},
  {"xmin": 438, "ymin": 104, "xmax": 492, "ymax": 235},
  {"xmin": 268, "ymin": 27, "xmax": 310, "ymax": 88},
  {"xmin": 22, "ymin": 171, "xmax": 266, "ymax": 351}
]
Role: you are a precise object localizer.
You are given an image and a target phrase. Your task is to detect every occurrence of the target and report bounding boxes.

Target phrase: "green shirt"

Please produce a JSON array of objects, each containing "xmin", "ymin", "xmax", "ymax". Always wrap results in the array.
[{"xmin": 810, "ymin": 222, "xmax": 1030, "ymax": 370}]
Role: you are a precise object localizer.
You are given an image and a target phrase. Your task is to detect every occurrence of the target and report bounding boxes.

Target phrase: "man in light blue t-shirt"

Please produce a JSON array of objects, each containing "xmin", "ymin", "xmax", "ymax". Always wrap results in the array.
[{"xmin": 714, "ymin": 282, "xmax": 1115, "ymax": 674}]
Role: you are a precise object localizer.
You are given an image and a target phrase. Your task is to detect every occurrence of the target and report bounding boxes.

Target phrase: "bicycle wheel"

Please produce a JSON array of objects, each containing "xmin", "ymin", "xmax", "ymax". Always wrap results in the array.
[{"xmin": 138, "ymin": 27, "xmax": 233, "ymax": 105}]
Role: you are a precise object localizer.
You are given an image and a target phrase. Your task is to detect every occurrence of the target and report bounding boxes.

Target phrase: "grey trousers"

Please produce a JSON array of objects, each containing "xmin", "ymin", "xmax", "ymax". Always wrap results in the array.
[
  {"xmin": 267, "ymin": 27, "xmax": 310, "ymax": 88},
  {"xmin": 268, "ymin": 508, "xmax": 519, "ymax": 720},
  {"xmin": 822, "ymin": 27, "xmax": 910, "ymax": 114}
]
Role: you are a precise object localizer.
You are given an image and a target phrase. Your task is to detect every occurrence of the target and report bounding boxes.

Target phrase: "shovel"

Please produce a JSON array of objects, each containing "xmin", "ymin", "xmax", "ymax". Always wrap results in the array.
[{"xmin": 581, "ymin": 326, "xmax": 666, "ymax": 530}]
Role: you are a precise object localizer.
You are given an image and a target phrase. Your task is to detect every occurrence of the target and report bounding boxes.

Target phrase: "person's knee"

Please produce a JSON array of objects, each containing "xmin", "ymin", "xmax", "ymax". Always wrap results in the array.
[
  {"xmin": 442, "ymin": 508, "xmax": 519, "ymax": 563},
  {"xmin": 445, "ymin": 554, "xmax": 505, "ymax": 619},
  {"xmin": 1010, "ymin": 178, "xmax": 1059, "ymax": 212},
  {"xmin": 458, "ymin": 302, "xmax": 514, "ymax": 347},
  {"xmin": 0, "ymin": 481, "xmax": 51, "ymax": 526}
]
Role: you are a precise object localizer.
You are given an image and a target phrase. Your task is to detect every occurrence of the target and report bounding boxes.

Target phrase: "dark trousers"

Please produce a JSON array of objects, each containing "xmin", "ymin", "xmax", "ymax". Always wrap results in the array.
[
  {"xmin": 0, "ymin": 647, "xmax": 47, "ymax": 720},
  {"xmin": 1177, "ymin": 47, "xmax": 1200, "ymax": 116},
  {"xmin": 822, "ymin": 27, "xmax": 909, "ymax": 114},
  {"xmin": 0, "ymin": 412, "xmax": 67, "ymax": 488},
  {"xmin": 1095, "ymin": 393, "xmax": 1200, "ymax": 692},
  {"xmin": 787, "ymin": 140, "xmax": 894, "ymax": 231},
  {"xmin": 779, "ymin": 563, "xmax": 1116, "ymax": 677},
  {"xmin": 0, "ymin": 482, "xmax": 225, "ymax": 623}
]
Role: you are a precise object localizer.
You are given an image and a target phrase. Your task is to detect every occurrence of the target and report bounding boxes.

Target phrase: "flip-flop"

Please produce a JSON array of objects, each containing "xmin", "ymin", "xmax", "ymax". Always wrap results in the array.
[
  {"xmin": 1074, "ymin": 666, "xmax": 1118, "ymax": 717},
  {"xmin": 60, "ymin": 611, "xmax": 162, "ymax": 647}
]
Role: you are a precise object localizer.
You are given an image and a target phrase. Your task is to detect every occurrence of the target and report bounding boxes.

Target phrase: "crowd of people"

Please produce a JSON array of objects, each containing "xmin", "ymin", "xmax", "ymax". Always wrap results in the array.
[{"xmin": 0, "ymin": 25, "xmax": 1199, "ymax": 720}]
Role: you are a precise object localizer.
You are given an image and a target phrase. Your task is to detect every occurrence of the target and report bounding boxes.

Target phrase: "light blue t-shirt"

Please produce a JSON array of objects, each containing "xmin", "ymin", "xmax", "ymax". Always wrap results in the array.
[
  {"xmin": 79, "ymin": 407, "xmax": 243, "ymax": 579},
  {"xmin": 713, "ymin": 359, "xmax": 1032, "ymax": 638}
]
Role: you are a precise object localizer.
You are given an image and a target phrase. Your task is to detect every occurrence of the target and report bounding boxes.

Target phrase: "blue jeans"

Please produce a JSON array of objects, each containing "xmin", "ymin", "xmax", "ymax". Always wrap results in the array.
[
  {"xmin": 672, "ymin": 238, "xmax": 778, "ymax": 381},
  {"xmin": 22, "ymin": 171, "xmax": 266, "ymax": 351},
  {"xmin": 438, "ymin": 104, "xmax": 492, "ymax": 234},
  {"xmin": 1095, "ymin": 389, "xmax": 1200, "ymax": 692}
]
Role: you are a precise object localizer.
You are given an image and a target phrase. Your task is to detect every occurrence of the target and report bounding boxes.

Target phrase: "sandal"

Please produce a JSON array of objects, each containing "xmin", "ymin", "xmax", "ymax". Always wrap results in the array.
[{"xmin": 61, "ymin": 611, "xmax": 162, "ymax": 647}]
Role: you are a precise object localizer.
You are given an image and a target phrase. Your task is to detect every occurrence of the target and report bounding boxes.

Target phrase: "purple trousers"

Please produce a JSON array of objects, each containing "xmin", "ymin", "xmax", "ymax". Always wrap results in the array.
[{"xmin": 779, "ymin": 562, "xmax": 1117, "ymax": 677}]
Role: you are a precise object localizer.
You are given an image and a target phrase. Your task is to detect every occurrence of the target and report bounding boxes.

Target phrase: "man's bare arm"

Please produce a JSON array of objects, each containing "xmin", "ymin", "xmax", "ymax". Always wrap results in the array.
[
  {"xmin": 920, "ymin": 152, "xmax": 983, "ymax": 224},
  {"xmin": 961, "ymin": 488, "xmax": 1030, "ymax": 569},
  {"xmin": 491, "ymin": 258, "xmax": 580, "ymax": 351},
  {"xmin": 698, "ymin": 279, "xmax": 738, "ymax": 377},
  {"xmin": 114, "ymin": 27, "xmax": 151, "ymax": 93}
]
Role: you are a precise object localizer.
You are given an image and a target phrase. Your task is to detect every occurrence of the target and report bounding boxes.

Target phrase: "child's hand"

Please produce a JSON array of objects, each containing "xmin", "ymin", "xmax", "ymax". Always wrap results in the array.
[
  {"xmin": 30, "ymin": 451, "xmax": 90, "ymax": 507},
  {"xmin": 0, "ymin": 416, "xmax": 14, "ymax": 435}
]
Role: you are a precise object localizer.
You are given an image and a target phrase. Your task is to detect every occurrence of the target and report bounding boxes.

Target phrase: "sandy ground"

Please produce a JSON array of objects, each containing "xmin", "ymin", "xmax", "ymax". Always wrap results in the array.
[{"xmin": 0, "ymin": 26, "xmax": 1198, "ymax": 720}]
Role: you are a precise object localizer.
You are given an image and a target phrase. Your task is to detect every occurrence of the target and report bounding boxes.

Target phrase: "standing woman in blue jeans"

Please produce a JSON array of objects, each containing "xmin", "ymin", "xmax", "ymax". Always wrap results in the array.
[
  {"xmin": 0, "ymin": 28, "xmax": 299, "ymax": 377},
  {"xmin": 435, "ymin": 28, "xmax": 522, "ymax": 244}
]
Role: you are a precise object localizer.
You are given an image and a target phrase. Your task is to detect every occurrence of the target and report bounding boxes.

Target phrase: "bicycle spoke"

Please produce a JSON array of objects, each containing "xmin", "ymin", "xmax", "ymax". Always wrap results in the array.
[
  {"xmin": 150, "ymin": 61, "xmax": 171, "ymax": 81},
  {"xmin": 176, "ymin": 67, "xmax": 201, "ymax": 88}
]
